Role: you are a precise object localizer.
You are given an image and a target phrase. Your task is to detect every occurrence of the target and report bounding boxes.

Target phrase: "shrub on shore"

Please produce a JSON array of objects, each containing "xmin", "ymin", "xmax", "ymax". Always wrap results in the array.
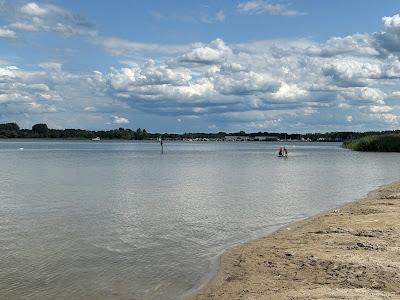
[{"xmin": 343, "ymin": 134, "xmax": 400, "ymax": 152}]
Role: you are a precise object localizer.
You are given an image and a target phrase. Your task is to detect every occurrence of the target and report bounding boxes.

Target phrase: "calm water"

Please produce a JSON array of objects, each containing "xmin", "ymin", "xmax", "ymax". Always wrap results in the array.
[{"xmin": 1, "ymin": 140, "xmax": 400, "ymax": 299}]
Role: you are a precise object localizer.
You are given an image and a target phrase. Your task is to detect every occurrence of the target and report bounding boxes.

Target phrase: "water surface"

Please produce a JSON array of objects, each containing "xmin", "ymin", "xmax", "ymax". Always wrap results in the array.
[{"xmin": 0, "ymin": 140, "xmax": 400, "ymax": 299}]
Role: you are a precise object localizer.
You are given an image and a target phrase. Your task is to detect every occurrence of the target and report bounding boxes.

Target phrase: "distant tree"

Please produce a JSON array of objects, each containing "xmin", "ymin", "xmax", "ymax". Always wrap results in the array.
[
  {"xmin": 0, "ymin": 123, "xmax": 20, "ymax": 131},
  {"xmin": 136, "ymin": 128, "xmax": 143, "ymax": 140},
  {"xmin": 32, "ymin": 123, "xmax": 49, "ymax": 135},
  {"xmin": 142, "ymin": 129, "xmax": 148, "ymax": 139}
]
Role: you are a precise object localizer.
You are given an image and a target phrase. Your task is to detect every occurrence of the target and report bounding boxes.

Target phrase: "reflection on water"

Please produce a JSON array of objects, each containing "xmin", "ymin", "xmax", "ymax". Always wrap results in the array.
[{"xmin": 0, "ymin": 140, "xmax": 400, "ymax": 299}]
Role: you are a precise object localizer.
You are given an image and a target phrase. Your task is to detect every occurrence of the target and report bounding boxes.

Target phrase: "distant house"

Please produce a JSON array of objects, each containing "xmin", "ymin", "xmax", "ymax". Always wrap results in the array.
[
  {"xmin": 225, "ymin": 135, "xmax": 249, "ymax": 141},
  {"xmin": 252, "ymin": 136, "xmax": 267, "ymax": 141}
]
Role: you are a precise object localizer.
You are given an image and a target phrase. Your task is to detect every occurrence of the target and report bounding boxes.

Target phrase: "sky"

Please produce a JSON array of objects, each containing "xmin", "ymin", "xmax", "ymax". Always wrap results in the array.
[{"xmin": 1, "ymin": 1, "xmax": 400, "ymax": 133}]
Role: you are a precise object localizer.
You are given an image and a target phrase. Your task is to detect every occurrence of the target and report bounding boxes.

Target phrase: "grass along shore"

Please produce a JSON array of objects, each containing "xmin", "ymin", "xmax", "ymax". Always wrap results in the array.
[
  {"xmin": 343, "ymin": 134, "xmax": 400, "ymax": 152},
  {"xmin": 193, "ymin": 182, "xmax": 400, "ymax": 299}
]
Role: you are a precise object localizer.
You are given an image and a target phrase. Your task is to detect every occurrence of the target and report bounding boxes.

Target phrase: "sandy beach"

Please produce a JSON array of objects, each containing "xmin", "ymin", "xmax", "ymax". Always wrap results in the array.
[{"xmin": 193, "ymin": 182, "xmax": 400, "ymax": 299}]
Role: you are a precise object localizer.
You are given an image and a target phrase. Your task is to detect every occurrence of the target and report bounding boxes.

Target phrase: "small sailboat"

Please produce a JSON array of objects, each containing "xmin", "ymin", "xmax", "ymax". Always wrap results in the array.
[{"xmin": 91, "ymin": 137, "xmax": 101, "ymax": 141}]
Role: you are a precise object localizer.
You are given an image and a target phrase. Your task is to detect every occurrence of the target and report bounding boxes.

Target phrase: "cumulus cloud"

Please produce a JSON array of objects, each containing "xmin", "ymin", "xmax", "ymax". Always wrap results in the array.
[
  {"xmin": 237, "ymin": 0, "xmax": 304, "ymax": 16},
  {"xmin": 112, "ymin": 116, "xmax": 129, "ymax": 124},
  {"xmin": 0, "ymin": 66, "xmax": 60, "ymax": 106},
  {"xmin": 369, "ymin": 105, "xmax": 392, "ymax": 113},
  {"xmin": 374, "ymin": 14, "xmax": 400, "ymax": 54},
  {"xmin": 322, "ymin": 58, "xmax": 383, "ymax": 87},
  {"xmin": 392, "ymin": 91, "xmax": 400, "ymax": 97},
  {"xmin": 179, "ymin": 39, "xmax": 232, "ymax": 64},
  {"xmin": 382, "ymin": 14, "xmax": 400, "ymax": 30},
  {"xmin": 20, "ymin": 2, "xmax": 48, "ymax": 16},
  {"xmin": 272, "ymin": 83, "xmax": 308, "ymax": 100},
  {"xmin": 7, "ymin": 1, "xmax": 96, "ymax": 37},
  {"xmin": 0, "ymin": 27, "xmax": 16, "ymax": 38},
  {"xmin": 308, "ymin": 34, "xmax": 379, "ymax": 57},
  {"xmin": 341, "ymin": 87, "xmax": 386, "ymax": 105}
]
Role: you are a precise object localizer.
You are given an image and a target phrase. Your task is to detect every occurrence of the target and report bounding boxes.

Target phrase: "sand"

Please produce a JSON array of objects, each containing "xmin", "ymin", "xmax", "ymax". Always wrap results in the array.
[{"xmin": 193, "ymin": 182, "xmax": 400, "ymax": 299}]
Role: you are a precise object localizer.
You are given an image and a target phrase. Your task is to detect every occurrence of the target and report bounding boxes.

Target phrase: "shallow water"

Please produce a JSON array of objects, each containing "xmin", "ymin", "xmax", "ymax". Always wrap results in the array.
[{"xmin": 0, "ymin": 140, "xmax": 400, "ymax": 299}]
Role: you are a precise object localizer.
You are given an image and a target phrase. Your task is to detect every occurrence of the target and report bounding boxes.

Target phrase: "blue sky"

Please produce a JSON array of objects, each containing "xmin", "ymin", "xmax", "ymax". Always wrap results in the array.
[{"xmin": 1, "ymin": 0, "xmax": 400, "ymax": 132}]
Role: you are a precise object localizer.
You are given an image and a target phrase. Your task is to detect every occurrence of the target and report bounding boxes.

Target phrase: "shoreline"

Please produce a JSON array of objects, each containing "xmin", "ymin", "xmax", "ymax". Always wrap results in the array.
[{"xmin": 192, "ymin": 181, "xmax": 400, "ymax": 299}]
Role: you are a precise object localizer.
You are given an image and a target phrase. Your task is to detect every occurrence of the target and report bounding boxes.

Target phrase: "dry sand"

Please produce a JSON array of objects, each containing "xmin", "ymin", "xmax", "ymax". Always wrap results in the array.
[{"xmin": 193, "ymin": 182, "xmax": 400, "ymax": 299}]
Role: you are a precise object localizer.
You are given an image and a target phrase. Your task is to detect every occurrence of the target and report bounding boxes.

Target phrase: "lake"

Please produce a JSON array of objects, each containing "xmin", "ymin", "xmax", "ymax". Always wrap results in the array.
[{"xmin": 1, "ymin": 140, "xmax": 400, "ymax": 299}]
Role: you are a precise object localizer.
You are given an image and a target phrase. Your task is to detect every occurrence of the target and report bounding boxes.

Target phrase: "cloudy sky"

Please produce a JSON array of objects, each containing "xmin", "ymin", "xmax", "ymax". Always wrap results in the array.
[{"xmin": 1, "ymin": 0, "xmax": 400, "ymax": 132}]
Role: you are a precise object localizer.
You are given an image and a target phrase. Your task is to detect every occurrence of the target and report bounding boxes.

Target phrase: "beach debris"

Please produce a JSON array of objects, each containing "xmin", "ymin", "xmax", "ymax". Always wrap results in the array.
[
  {"xmin": 350, "ymin": 208, "xmax": 381, "ymax": 215},
  {"xmin": 375, "ymin": 202, "xmax": 395, "ymax": 206},
  {"xmin": 381, "ymin": 193, "xmax": 400, "ymax": 199},
  {"xmin": 313, "ymin": 227, "xmax": 349, "ymax": 235},
  {"xmin": 353, "ymin": 229, "xmax": 387, "ymax": 238},
  {"xmin": 348, "ymin": 242, "xmax": 385, "ymax": 251},
  {"xmin": 225, "ymin": 274, "xmax": 241, "ymax": 282}
]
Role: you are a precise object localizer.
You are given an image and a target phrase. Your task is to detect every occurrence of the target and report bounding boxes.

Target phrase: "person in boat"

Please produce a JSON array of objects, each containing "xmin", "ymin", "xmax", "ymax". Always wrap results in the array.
[
  {"xmin": 283, "ymin": 147, "xmax": 288, "ymax": 157},
  {"xmin": 278, "ymin": 147, "xmax": 283, "ymax": 156}
]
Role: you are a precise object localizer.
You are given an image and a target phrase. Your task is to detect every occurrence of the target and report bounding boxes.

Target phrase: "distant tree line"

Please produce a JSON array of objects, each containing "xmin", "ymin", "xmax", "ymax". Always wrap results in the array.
[
  {"xmin": 0, "ymin": 123, "xmax": 150, "ymax": 140},
  {"xmin": 1, "ymin": 122, "xmax": 400, "ymax": 142},
  {"xmin": 343, "ymin": 133, "xmax": 400, "ymax": 152}
]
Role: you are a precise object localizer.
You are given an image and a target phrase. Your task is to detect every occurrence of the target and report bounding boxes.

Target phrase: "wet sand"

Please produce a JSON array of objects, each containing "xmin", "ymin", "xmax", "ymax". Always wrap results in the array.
[{"xmin": 193, "ymin": 182, "xmax": 400, "ymax": 299}]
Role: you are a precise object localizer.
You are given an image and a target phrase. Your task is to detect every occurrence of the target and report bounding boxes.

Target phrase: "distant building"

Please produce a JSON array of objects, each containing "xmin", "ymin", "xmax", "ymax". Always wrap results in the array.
[
  {"xmin": 252, "ymin": 136, "xmax": 267, "ymax": 141},
  {"xmin": 225, "ymin": 135, "xmax": 249, "ymax": 141}
]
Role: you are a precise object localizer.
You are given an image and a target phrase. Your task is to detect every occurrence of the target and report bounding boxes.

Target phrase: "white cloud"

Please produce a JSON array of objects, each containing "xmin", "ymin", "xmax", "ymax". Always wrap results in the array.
[
  {"xmin": 84, "ymin": 106, "xmax": 96, "ymax": 112},
  {"xmin": 382, "ymin": 14, "xmax": 400, "ymax": 30},
  {"xmin": 112, "ymin": 116, "xmax": 129, "ymax": 124},
  {"xmin": 392, "ymin": 91, "xmax": 400, "ymax": 97},
  {"xmin": 179, "ymin": 39, "xmax": 231, "ymax": 64},
  {"xmin": 20, "ymin": 2, "xmax": 49, "ymax": 16},
  {"xmin": 237, "ymin": 0, "xmax": 304, "ymax": 16},
  {"xmin": 341, "ymin": 87, "xmax": 386, "ymax": 105},
  {"xmin": 28, "ymin": 102, "xmax": 57, "ymax": 113},
  {"xmin": 0, "ymin": 27, "xmax": 16, "ymax": 38},
  {"xmin": 369, "ymin": 105, "xmax": 392, "ymax": 113},
  {"xmin": 310, "ymin": 34, "xmax": 379, "ymax": 57},
  {"xmin": 323, "ymin": 59, "xmax": 383, "ymax": 87},
  {"xmin": 272, "ymin": 83, "xmax": 308, "ymax": 100},
  {"xmin": 8, "ymin": 2, "xmax": 97, "ymax": 37},
  {"xmin": 382, "ymin": 113, "xmax": 400, "ymax": 123}
]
